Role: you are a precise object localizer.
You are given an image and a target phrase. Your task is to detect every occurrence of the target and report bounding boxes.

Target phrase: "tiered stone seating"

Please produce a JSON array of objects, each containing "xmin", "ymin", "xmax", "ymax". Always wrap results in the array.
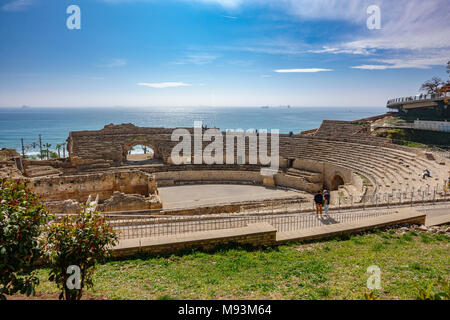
[
  {"xmin": 279, "ymin": 136, "xmax": 448, "ymax": 195},
  {"xmin": 314, "ymin": 120, "xmax": 370, "ymax": 138}
]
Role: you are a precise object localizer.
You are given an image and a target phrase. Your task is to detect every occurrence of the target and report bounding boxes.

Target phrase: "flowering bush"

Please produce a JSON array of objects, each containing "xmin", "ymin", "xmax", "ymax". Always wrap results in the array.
[
  {"xmin": 43, "ymin": 208, "xmax": 118, "ymax": 300},
  {"xmin": 0, "ymin": 179, "xmax": 51, "ymax": 300}
]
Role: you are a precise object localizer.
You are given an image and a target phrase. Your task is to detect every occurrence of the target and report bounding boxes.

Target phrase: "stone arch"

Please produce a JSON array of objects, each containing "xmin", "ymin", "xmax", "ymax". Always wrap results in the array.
[
  {"xmin": 330, "ymin": 174, "xmax": 345, "ymax": 191},
  {"xmin": 121, "ymin": 139, "xmax": 162, "ymax": 164},
  {"xmin": 126, "ymin": 144, "xmax": 155, "ymax": 161}
]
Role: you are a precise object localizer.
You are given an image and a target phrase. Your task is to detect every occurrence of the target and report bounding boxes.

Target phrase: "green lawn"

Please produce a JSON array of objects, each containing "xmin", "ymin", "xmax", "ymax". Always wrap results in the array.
[{"xmin": 34, "ymin": 228, "xmax": 449, "ymax": 300}]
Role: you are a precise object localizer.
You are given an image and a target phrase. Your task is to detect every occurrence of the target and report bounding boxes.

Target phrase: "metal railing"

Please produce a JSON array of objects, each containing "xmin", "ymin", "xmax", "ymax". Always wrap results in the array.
[
  {"xmin": 387, "ymin": 92, "xmax": 450, "ymax": 106},
  {"xmin": 106, "ymin": 182, "xmax": 449, "ymax": 239},
  {"xmin": 333, "ymin": 183, "xmax": 449, "ymax": 208},
  {"xmin": 110, "ymin": 209, "xmax": 396, "ymax": 240}
]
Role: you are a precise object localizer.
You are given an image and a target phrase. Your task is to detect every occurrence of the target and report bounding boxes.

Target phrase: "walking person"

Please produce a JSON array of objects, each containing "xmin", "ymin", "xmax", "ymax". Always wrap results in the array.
[
  {"xmin": 323, "ymin": 190, "xmax": 330, "ymax": 215},
  {"xmin": 314, "ymin": 190, "xmax": 323, "ymax": 216},
  {"xmin": 422, "ymin": 169, "xmax": 431, "ymax": 179}
]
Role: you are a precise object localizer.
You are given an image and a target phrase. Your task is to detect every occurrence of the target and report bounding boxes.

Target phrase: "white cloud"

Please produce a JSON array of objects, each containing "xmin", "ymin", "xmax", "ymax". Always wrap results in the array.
[
  {"xmin": 351, "ymin": 65, "xmax": 388, "ymax": 70},
  {"xmin": 138, "ymin": 82, "xmax": 192, "ymax": 88},
  {"xmin": 351, "ymin": 55, "xmax": 449, "ymax": 70},
  {"xmin": 174, "ymin": 53, "xmax": 218, "ymax": 65},
  {"xmin": 100, "ymin": 0, "xmax": 373, "ymax": 20},
  {"xmin": 2, "ymin": 0, "xmax": 34, "ymax": 11},
  {"xmin": 97, "ymin": 58, "xmax": 128, "ymax": 68},
  {"xmin": 275, "ymin": 68, "xmax": 333, "ymax": 73},
  {"xmin": 189, "ymin": 0, "xmax": 243, "ymax": 9},
  {"xmin": 192, "ymin": 0, "xmax": 372, "ymax": 21},
  {"xmin": 309, "ymin": 46, "xmax": 373, "ymax": 55},
  {"xmin": 309, "ymin": 0, "xmax": 450, "ymax": 70}
]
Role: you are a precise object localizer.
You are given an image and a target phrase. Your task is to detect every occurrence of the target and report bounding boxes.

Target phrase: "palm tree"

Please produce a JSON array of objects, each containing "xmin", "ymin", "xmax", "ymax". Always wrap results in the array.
[
  {"xmin": 62, "ymin": 142, "xmax": 66, "ymax": 158},
  {"xmin": 56, "ymin": 144, "xmax": 62, "ymax": 158},
  {"xmin": 44, "ymin": 143, "xmax": 51, "ymax": 160}
]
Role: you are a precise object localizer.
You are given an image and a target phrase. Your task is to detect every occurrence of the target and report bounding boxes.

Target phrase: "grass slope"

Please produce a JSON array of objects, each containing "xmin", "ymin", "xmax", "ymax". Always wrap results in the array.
[{"xmin": 34, "ymin": 228, "xmax": 449, "ymax": 300}]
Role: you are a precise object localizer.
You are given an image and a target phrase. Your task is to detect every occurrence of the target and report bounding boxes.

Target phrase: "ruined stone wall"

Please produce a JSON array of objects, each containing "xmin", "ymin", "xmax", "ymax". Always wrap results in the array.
[
  {"xmin": 68, "ymin": 123, "xmax": 283, "ymax": 167},
  {"xmin": 45, "ymin": 191, "xmax": 162, "ymax": 214},
  {"xmin": 29, "ymin": 170, "xmax": 157, "ymax": 202},
  {"xmin": 0, "ymin": 149, "xmax": 20, "ymax": 161},
  {"xmin": 66, "ymin": 123, "xmax": 418, "ymax": 196},
  {"xmin": 68, "ymin": 123, "xmax": 406, "ymax": 169}
]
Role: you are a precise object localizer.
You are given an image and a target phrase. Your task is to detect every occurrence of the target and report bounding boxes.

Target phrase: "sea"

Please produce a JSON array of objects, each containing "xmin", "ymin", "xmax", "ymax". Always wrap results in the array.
[{"xmin": 0, "ymin": 106, "xmax": 386, "ymax": 155}]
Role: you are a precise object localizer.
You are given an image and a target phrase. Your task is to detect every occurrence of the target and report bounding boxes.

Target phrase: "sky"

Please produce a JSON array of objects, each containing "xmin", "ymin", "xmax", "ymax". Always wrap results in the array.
[{"xmin": 0, "ymin": 0, "xmax": 449, "ymax": 107}]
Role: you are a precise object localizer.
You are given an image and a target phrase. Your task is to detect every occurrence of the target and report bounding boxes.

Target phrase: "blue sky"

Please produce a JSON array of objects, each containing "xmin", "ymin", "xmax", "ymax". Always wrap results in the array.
[{"xmin": 0, "ymin": 0, "xmax": 449, "ymax": 107}]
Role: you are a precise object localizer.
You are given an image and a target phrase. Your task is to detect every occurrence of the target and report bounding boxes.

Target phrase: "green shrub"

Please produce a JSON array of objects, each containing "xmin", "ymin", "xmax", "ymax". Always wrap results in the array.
[
  {"xmin": 42, "ymin": 208, "xmax": 118, "ymax": 300},
  {"xmin": 364, "ymin": 290, "xmax": 380, "ymax": 300},
  {"xmin": 0, "ymin": 179, "xmax": 51, "ymax": 300}
]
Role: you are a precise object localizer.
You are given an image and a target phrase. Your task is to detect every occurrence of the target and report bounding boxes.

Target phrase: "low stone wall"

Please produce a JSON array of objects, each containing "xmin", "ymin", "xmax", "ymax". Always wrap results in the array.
[
  {"xmin": 161, "ymin": 196, "xmax": 305, "ymax": 215},
  {"xmin": 112, "ymin": 222, "xmax": 277, "ymax": 257},
  {"xmin": 155, "ymin": 169, "xmax": 322, "ymax": 192},
  {"xmin": 155, "ymin": 170, "xmax": 263, "ymax": 186},
  {"xmin": 99, "ymin": 191, "xmax": 161, "ymax": 212}
]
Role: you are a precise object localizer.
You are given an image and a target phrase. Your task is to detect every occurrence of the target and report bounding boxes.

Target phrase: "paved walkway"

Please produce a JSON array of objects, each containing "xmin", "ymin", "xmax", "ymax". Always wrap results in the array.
[
  {"xmin": 276, "ymin": 208, "xmax": 426, "ymax": 243},
  {"xmin": 419, "ymin": 205, "xmax": 450, "ymax": 226}
]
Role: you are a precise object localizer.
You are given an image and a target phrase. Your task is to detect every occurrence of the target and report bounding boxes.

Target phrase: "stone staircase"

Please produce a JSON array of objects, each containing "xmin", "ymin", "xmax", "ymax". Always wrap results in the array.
[{"xmin": 25, "ymin": 165, "xmax": 62, "ymax": 178}]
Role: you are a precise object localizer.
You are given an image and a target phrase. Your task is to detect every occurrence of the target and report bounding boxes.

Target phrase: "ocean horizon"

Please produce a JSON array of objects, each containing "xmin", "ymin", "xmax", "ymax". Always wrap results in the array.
[{"xmin": 0, "ymin": 106, "xmax": 386, "ymax": 153}]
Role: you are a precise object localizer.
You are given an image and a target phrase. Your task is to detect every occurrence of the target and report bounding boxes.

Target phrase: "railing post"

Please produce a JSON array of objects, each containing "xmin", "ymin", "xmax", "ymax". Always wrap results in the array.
[
  {"xmin": 445, "ymin": 182, "xmax": 448, "ymax": 200},
  {"xmin": 338, "ymin": 196, "xmax": 341, "ymax": 212}
]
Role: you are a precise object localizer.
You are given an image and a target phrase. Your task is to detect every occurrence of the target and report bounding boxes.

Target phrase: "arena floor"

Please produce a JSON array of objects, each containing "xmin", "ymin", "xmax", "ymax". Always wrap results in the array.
[{"xmin": 158, "ymin": 184, "xmax": 306, "ymax": 209}]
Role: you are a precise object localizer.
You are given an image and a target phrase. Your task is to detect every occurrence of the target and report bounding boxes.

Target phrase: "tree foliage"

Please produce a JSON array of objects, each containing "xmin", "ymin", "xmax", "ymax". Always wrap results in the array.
[
  {"xmin": 0, "ymin": 179, "xmax": 51, "ymax": 300},
  {"xmin": 42, "ymin": 209, "xmax": 118, "ymax": 300},
  {"xmin": 420, "ymin": 76, "xmax": 444, "ymax": 94}
]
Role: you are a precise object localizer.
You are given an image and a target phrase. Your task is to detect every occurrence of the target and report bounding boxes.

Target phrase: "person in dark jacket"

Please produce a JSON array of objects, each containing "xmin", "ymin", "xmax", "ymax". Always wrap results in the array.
[{"xmin": 314, "ymin": 190, "xmax": 323, "ymax": 216}]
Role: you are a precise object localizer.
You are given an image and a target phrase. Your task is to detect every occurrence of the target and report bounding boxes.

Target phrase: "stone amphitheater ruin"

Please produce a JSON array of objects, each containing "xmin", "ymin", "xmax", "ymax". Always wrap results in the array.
[{"xmin": 1, "ymin": 119, "xmax": 449, "ymax": 219}]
